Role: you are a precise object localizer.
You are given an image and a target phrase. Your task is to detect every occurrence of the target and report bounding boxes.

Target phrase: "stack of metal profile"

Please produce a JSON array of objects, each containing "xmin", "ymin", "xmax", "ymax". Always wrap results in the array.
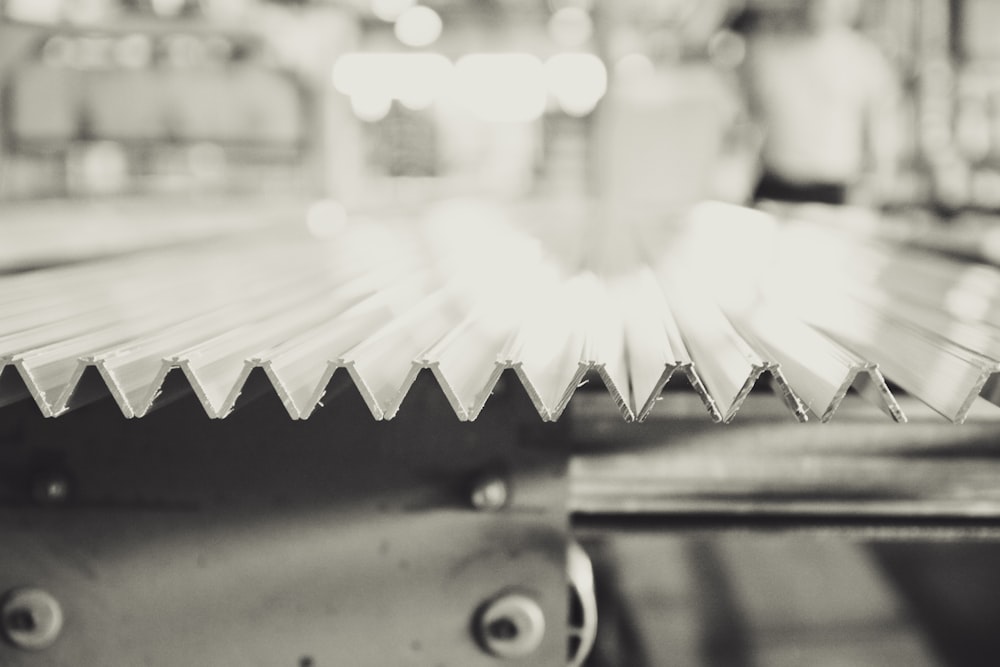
[{"xmin": 2, "ymin": 198, "xmax": 999, "ymax": 424}]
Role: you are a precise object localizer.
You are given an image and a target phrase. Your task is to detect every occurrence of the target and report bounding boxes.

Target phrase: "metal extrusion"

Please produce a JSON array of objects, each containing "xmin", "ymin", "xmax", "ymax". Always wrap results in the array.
[
  {"xmin": 4, "ymin": 201, "xmax": 1000, "ymax": 423},
  {"xmin": 728, "ymin": 302, "xmax": 905, "ymax": 422}
]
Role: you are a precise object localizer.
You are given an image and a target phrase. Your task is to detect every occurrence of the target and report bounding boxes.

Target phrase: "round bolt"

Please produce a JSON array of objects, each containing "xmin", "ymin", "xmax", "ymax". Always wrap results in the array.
[
  {"xmin": 1, "ymin": 588, "xmax": 64, "ymax": 651},
  {"xmin": 31, "ymin": 471, "xmax": 71, "ymax": 506},
  {"xmin": 476, "ymin": 592, "xmax": 546, "ymax": 659},
  {"xmin": 470, "ymin": 473, "xmax": 509, "ymax": 512}
]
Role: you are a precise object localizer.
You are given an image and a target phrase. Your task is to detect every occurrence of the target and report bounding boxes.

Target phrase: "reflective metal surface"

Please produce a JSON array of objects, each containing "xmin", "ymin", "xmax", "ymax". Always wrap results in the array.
[{"xmin": 3, "ymin": 200, "xmax": 1000, "ymax": 424}]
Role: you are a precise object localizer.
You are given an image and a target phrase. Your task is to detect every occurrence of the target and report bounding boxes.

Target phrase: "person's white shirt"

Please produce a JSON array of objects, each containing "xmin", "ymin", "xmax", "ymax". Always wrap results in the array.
[{"xmin": 744, "ymin": 25, "xmax": 898, "ymax": 188}]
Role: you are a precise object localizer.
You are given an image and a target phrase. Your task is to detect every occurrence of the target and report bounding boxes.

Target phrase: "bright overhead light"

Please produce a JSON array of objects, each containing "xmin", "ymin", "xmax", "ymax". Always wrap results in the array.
[
  {"xmin": 332, "ymin": 52, "xmax": 372, "ymax": 96},
  {"xmin": 332, "ymin": 52, "xmax": 453, "ymax": 112},
  {"xmin": 545, "ymin": 53, "xmax": 607, "ymax": 117},
  {"xmin": 394, "ymin": 6, "xmax": 443, "ymax": 48},
  {"xmin": 395, "ymin": 53, "xmax": 453, "ymax": 109},
  {"xmin": 453, "ymin": 54, "xmax": 547, "ymax": 123},
  {"xmin": 548, "ymin": 7, "xmax": 593, "ymax": 48},
  {"xmin": 371, "ymin": 0, "xmax": 415, "ymax": 22},
  {"xmin": 351, "ymin": 90, "xmax": 394, "ymax": 122}
]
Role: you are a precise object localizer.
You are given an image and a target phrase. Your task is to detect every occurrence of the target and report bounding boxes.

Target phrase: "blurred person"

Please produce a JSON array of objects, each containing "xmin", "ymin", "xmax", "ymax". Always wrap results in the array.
[
  {"xmin": 596, "ymin": 0, "xmax": 760, "ymax": 220},
  {"xmin": 740, "ymin": 0, "xmax": 900, "ymax": 206}
]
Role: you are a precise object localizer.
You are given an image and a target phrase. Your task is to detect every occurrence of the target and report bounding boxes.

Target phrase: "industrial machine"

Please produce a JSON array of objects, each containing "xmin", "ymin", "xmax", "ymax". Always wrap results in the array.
[
  {"xmin": 5, "ymin": 1, "xmax": 1000, "ymax": 665},
  {"xmin": 2, "ymin": 197, "xmax": 1000, "ymax": 666}
]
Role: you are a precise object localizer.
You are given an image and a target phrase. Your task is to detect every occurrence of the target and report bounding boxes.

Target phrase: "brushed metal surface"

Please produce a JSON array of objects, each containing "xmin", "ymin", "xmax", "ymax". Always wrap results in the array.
[{"xmin": 0, "ymin": 371, "xmax": 569, "ymax": 666}]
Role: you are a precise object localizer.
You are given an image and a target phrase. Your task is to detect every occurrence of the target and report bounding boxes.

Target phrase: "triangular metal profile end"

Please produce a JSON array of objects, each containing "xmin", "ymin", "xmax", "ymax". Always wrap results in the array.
[
  {"xmin": 381, "ymin": 364, "xmax": 479, "ymax": 421},
  {"xmin": 553, "ymin": 365, "xmax": 635, "ymax": 423},
  {"xmin": 640, "ymin": 364, "xmax": 724, "ymax": 423},
  {"xmin": 425, "ymin": 362, "xmax": 473, "ymax": 421},
  {"xmin": 134, "ymin": 365, "xmax": 199, "ymax": 417},
  {"xmin": 716, "ymin": 365, "xmax": 768, "ymax": 423},
  {"xmin": 220, "ymin": 363, "xmax": 298, "ymax": 419},
  {"xmin": 174, "ymin": 359, "xmax": 233, "ymax": 419},
  {"xmin": 635, "ymin": 365, "xmax": 677, "ymax": 422},
  {"xmin": 547, "ymin": 363, "xmax": 598, "ymax": 423},
  {"xmin": 465, "ymin": 362, "xmax": 509, "ymax": 422},
  {"xmin": 595, "ymin": 364, "xmax": 636, "ymax": 423},
  {"xmin": 55, "ymin": 362, "xmax": 132, "ymax": 418},
  {"xmin": 381, "ymin": 363, "xmax": 470, "ymax": 421},
  {"xmin": 818, "ymin": 365, "xmax": 906, "ymax": 423},
  {"xmin": 980, "ymin": 370, "xmax": 1000, "ymax": 413},
  {"xmin": 704, "ymin": 365, "xmax": 809, "ymax": 424},
  {"xmin": 303, "ymin": 361, "xmax": 384, "ymax": 421},
  {"xmin": 11, "ymin": 360, "xmax": 59, "ymax": 418},
  {"xmin": 256, "ymin": 359, "xmax": 307, "ymax": 419},
  {"xmin": 0, "ymin": 362, "xmax": 33, "ymax": 411},
  {"xmin": 507, "ymin": 362, "xmax": 555, "ymax": 422},
  {"xmin": 956, "ymin": 368, "xmax": 1000, "ymax": 424},
  {"xmin": 764, "ymin": 365, "xmax": 809, "ymax": 423}
]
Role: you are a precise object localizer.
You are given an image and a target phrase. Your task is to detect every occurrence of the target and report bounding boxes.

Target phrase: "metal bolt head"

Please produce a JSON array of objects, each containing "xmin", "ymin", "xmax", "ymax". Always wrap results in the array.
[
  {"xmin": 2, "ymin": 588, "xmax": 64, "ymax": 651},
  {"xmin": 476, "ymin": 592, "xmax": 546, "ymax": 659},
  {"xmin": 470, "ymin": 474, "xmax": 509, "ymax": 511}
]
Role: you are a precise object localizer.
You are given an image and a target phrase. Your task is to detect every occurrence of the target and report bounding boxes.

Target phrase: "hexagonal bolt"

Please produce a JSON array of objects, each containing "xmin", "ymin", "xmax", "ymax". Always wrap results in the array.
[
  {"xmin": 476, "ymin": 592, "xmax": 546, "ymax": 659},
  {"xmin": 469, "ymin": 473, "xmax": 510, "ymax": 512},
  {"xmin": 1, "ymin": 588, "xmax": 64, "ymax": 651}
]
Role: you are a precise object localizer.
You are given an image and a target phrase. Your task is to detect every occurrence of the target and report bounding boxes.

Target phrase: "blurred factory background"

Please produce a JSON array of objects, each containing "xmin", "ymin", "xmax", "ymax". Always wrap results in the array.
[
  {"xmin": 5, "ymin": 1, "xmax": 1000, "ymax": 667},
  {"xmin": 1, "ymin": 0, "xmax": 1000, "ymax": 212},
  {"xmin": 0, "ymin": 0, "xmax": 988, "ymax": 210}
]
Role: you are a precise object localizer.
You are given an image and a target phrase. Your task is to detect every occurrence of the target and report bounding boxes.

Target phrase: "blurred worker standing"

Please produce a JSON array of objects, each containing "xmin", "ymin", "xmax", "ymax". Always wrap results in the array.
[{"xmin": 740, "ymin": 0, "xmax": 900, "ymax": 206}]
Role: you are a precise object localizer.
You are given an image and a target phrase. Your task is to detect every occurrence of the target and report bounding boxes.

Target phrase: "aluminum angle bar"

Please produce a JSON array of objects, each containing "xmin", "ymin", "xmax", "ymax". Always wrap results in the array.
[
  {"xmin": 0, "ymin": 242, "xmax": 349, "ymax": 416},
  {"xmin": 417, "ymin": 214, "xmax": 571, "ymax": 420},
  {"xmin": 867, "ymin": 296, "xmax": 1000, "ymax": 362},
  {"xmin": 420, "ymin": 310, "xmax": 521, "ymax": 422},
  {"xmin": 340, "ymin": 285, "xmax": 474, "ymax": 420},
  {"xmin": 655, "ymin": 267, "xmax": 807, "ymax": 423},
  {"xmin": 773, "ymin": 220, "xmax": 1000, "ymax": 328},
  {"xmin": 239, "ymin": 267, "xmax": 441, "ymax": 420},
  {"xmin": 6, "ymin": 297, "xmax": 215, "ymax": 417},
  {"xmin": 610, "ymin": 268, "xmax": 719, "ymax": 421},
  {"xmin": 727, "ymin": 302, "xmax": 904, "ymax": 422},
  {"xmin": 0, "ymin": 236, "xmax": 314, "ymax": 349},
  {"xmin": 75, "ymin": 261, "xmax": 389, "ymax": 417},
  {"xmin": 577, "ymin": 274, "xmax": 633, "ymax": 421},
  {"xmin": 788, "ymin": 292, "xmax": 1000, "ymax": 422},
  {"xmin": 172, "ymin": 266, "xmax": 437, "ymax": 418},
  {"xmin": 496, "ymin": 274, "xmax": 604, "ymax": 422},
  {"xmin": 416, "ymin": 240, "xmax": 567, "ymax": 421},
  {"xmin": 0, "ymin": 197, "xmax": 298, "ymax": 271}
]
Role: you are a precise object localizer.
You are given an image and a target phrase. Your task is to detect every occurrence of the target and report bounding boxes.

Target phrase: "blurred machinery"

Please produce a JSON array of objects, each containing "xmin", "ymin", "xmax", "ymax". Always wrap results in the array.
[{"xmin": 5, "ymin": 1, "xmax": 1000, "ymax": 666}]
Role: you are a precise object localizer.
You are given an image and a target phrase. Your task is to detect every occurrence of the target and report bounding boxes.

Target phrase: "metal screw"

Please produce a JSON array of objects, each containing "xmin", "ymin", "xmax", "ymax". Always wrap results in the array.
[
  {"xmin": 1, "ymin": 588, "xmax": 64, "ymax": 651},
  {"xmin": 476, "ymin": 592, "xmax": 546, "ymax": 659},
  {"xmin": 470, "ymin": 473, "xmax": 509, "ymax": 511}
]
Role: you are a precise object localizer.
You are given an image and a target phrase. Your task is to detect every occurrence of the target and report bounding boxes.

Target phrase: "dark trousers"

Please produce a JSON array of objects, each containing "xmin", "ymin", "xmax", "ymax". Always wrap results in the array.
[{"xmin": 753, "ymin": 172, "xmax": 848, "ymax": 205}]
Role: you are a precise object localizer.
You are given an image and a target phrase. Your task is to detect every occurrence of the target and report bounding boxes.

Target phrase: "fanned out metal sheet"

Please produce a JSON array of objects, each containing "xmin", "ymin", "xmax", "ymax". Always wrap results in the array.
[
  {"xmin": 3, "ymin": 199, "xmax": 1000, "ymax": 423},
  {"xmin": 0, "ymin": 196, "xmax": 298, "ymax": 272}
]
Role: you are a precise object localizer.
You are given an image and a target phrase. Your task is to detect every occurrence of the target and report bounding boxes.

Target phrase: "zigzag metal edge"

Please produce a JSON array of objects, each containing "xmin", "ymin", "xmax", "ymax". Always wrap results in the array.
[{"xmin": 0, "ymin": 350, "xmax": 956, "ymax": 424}]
